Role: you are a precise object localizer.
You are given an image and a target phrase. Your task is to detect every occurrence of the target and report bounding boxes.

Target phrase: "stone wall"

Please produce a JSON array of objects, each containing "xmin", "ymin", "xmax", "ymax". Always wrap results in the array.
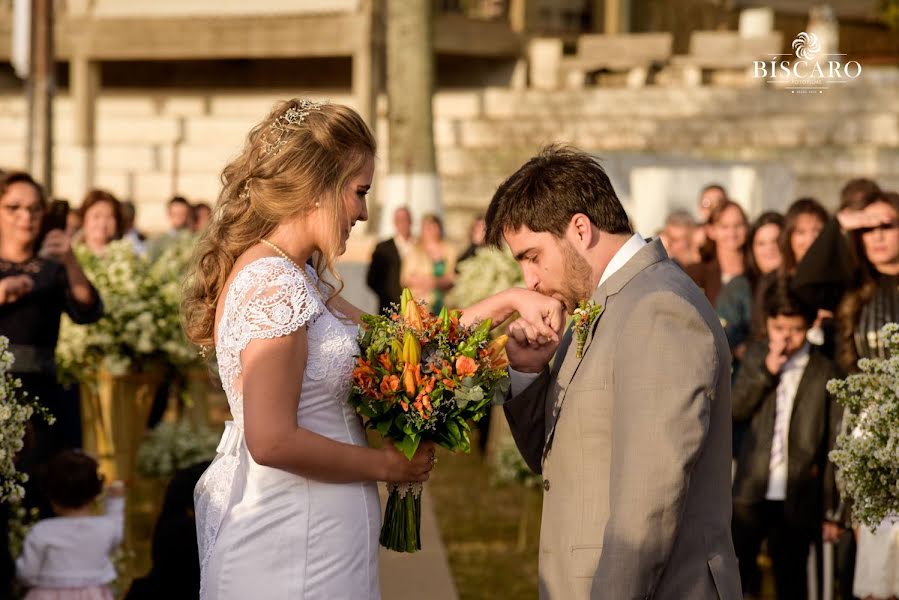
[{"xmin": 0, "ymin": 69, "xmax": 896, "ymax": 241}]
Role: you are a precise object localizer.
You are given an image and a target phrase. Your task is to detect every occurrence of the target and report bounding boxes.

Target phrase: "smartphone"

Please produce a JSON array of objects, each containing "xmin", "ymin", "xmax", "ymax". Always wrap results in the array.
[{"xmin": 36, "ymin": 199, "xmax": 70, "ymax": 250}]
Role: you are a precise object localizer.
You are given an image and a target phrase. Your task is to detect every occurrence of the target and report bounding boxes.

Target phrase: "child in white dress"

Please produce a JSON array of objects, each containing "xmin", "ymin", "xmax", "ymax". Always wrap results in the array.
[{"xmin": 16, "ymin": 450, "xmax": 125, "ymax": 600}]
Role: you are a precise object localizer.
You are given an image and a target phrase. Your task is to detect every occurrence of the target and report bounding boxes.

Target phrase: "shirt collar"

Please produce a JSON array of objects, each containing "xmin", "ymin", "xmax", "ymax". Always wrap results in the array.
[
  {"xmin": 783, "ymin": 342, "xmax": 811, "ymax": 372},
  {"xmin": 598, "ymin": 233, "xmax": 648, "ymax": 288}
]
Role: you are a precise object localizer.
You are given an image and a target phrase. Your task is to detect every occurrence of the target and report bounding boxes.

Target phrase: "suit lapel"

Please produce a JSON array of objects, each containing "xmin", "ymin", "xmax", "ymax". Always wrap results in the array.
[{"xmin": 542, "ymin": 239, "xmax": 669, "ymax": 465}]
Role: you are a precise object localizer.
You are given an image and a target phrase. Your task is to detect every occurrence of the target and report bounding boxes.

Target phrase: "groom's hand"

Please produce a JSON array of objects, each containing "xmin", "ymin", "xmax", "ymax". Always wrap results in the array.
[{"xmin": 507, "ymin": 318, "xmax": 559, "ymax": 373}]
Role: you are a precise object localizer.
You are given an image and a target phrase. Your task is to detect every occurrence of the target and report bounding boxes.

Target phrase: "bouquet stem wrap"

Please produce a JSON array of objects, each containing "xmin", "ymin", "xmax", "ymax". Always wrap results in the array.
[{"xmin": 381, "ymin": 482, "xmax": 423, "ymax": 552}]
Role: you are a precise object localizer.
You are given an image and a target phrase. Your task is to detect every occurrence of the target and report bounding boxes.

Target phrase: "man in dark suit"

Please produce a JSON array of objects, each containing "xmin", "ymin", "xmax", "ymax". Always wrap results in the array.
[
  {"xmin": 732, "ymin": 277, "xmax": 843, "ymax": 600},
  {"xmin": 367, "ymin": 206, "xmax": 412, "ymax": 314}
]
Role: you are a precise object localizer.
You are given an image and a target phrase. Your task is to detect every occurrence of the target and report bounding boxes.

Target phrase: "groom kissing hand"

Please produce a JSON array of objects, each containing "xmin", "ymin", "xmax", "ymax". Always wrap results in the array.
[{"xmin": 487, "ymin": 146, "xmax": 741, "ymax": 600}]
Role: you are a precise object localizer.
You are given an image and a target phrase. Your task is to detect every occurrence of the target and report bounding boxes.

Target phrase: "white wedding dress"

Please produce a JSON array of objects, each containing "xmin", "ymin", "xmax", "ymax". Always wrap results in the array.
[{"xmin": 195, "ymin": 257, "xmax": 381, "ymax": 599}]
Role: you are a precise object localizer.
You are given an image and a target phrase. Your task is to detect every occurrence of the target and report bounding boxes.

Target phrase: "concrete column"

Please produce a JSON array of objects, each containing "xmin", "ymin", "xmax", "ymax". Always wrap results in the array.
[
  {"xmin": 71, "ymin": 53, "xmax": 100, "ymax": 196},
  {"xmin": 604, "ymin": 0, "xmax": 630, "ymax": 35},
  {"xmin": 353, "ymin": 0, "xmax": 378, "ymax": 129}
]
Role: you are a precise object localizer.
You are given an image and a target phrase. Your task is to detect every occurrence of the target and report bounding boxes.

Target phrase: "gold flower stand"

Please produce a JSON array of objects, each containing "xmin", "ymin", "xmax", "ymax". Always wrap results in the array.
[{"xmin": 79, "ymin": 367, "xmax": 164, "ymax": 587}]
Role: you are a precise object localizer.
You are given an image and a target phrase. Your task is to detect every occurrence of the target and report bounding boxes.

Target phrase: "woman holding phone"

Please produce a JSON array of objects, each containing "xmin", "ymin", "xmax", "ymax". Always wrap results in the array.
[{"xmin": 0, "ymin": 172, "xmax": 102, "ymax": 513}]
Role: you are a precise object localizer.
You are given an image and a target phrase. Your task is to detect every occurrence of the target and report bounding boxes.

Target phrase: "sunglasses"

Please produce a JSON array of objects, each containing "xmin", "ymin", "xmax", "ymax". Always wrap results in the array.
[{"xmin": 859, "ymin": 221, "xmax": 899, "ymax": 235}]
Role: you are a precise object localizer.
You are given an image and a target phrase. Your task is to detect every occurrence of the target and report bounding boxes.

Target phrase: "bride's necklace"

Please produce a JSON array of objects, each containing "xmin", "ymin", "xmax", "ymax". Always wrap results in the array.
[{"xmin": 260, "ymin": 239, "xmax": 316, "ymax": 285}]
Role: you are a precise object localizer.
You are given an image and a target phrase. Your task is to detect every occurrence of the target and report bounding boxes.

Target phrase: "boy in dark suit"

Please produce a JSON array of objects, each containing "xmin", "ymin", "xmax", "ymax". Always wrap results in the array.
[{"xmin": 732, "ymin": 278, "xmax": 843, "ymax": 599}]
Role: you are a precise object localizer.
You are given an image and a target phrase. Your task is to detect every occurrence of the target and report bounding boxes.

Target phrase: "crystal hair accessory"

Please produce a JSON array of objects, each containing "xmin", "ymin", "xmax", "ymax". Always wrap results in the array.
[{"xmin": 261, "ymin": 100, "xmax": 324, "ymax": 157}]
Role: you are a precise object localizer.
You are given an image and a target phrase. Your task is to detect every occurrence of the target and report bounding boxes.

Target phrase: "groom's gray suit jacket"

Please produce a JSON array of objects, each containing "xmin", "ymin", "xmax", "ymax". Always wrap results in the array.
[{"xmin": 505, "ymin": 240, "xmax": 741, "ymax": 600}]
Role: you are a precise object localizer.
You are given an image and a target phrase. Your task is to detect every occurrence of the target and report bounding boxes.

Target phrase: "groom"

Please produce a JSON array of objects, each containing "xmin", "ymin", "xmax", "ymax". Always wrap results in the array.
[{"xmin": 488, "ymin": 146, "xmax": 741, "ymax": 599}]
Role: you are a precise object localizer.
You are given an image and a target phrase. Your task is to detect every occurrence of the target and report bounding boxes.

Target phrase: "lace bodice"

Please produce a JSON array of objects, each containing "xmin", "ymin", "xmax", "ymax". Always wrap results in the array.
[{"xmin": 215, "ymin": 257, "xmax": 360, "ymax": 425}]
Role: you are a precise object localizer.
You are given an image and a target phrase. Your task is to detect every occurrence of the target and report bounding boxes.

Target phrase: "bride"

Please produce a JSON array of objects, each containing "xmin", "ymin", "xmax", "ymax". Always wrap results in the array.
[{"xmin": 182, "ymin": 99, "xmax": 563, "ymax": 599}]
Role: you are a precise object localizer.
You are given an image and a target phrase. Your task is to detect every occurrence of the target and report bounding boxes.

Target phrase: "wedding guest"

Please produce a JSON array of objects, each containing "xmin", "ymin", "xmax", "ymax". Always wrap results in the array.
[
  {"xmin": 148, "ymin": 196, "xmax": 194, "ymax": 260},
  {"xmin": 685, "ymin": 199, "xmax": 748, "ymax": 306},
  {"xmin": 0, "ymin": 172, "xmax": 102, "ymax": 510},
  {"xmin": 841, "ymin": 177, "xmax": 881, "ymax": 212},
  {"xmin": 833, "ymin": 189, "xmax": 899, "ymax": 600},
  {"xmin": 65, "ymin": 207, "xmax": 82, "ymax": 237},
  {"xmin": 659, "ymin": 209, "xmax": 699, "ymax": 267},
  {"xmin": 458, "ymin": 214, "xmax": 487, "ymax": 265},
  {"xmin": 698, "ymin": 183, "xmax": 728, "ymax": 224},
  {"xmin": 79, "ymin": 190, "xmax": 124, "ymax": 256},
  {"xmin": 366, "ymin": 206, "xmax": 413, "ymax": 314},
  {"xmin": 693, "ymin": 183, "xmax": 729, "ymax": 250},
  {"xmin": 746, "ymin": 212, "xmax": 785, "ymax": 343},
  {"xmin": 731, "ymin": 278, "xmax": 841, "ymax": 600},
  {"xmin": 167, "ymin": 195, "xmax": 193, "ymax": 233},
  {"xmin": 402, "ymin": 213, "xmax": 459, "ymax": 312},
  {"xmin": 193, "ymin": 202, "xmax": 212, "ymax": 232},
  {"xmin": 121, "ymin": 200, "xmax": 147, "ymax": 256},
  {"xmin": 16, "ymin": 450, "xmax": 125, "ymax": 600},
  {"xmin": 777, "ymin": 198, "xmax": 842, "ymax": 357}
]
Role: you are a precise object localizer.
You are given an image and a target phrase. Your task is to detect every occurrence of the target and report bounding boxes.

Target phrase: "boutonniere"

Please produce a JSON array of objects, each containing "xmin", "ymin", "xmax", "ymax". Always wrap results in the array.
[{"xmin": 573, "ymin": 300, "xmax": 603, "ymax": 359}]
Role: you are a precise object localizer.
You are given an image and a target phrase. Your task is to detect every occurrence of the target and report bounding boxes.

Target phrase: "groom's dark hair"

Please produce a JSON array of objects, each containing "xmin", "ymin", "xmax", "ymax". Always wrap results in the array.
[{"xmin": 485, "ymin": 145, "xmax": 632, "ymax": 247}]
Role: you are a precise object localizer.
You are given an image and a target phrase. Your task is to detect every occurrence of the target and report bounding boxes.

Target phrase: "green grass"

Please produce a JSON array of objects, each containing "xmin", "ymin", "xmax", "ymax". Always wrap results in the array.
[{"xmin": 428, "ymin": 444, "xmax": 543, "ymax": 600}]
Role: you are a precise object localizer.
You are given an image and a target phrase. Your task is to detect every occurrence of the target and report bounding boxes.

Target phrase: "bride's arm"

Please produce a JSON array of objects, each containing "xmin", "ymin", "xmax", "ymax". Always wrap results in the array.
[
  {"xmin": 329, "ymin": 294, "xmax": 366, "ymax": 325},
  {"xmin": 329, "ymin": 286, "xmax": 564, "ymax": 342},
  {"xmin": 241, "ymin": 327, "xmax": 433, "ymax": 483},
  {"xmin": 460, "ymin": 288, "xmax": 565, "ymax": 342}
]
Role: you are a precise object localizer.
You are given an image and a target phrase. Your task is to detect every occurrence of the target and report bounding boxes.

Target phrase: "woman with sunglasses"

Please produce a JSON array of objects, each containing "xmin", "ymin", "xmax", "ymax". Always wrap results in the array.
[
  {"xmin": 0, "ymin": 172, "xmax": 101, "ymax": 510},
  {"xmin": 832, "ymin": 190, "xmax": 899, "ymax": 600}
]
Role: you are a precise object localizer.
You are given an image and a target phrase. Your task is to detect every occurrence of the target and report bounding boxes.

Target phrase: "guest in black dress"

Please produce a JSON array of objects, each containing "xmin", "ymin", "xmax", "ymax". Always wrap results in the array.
[{"xmin": 0, "ymin": 172, "xmax": 102, "ymax": 496}]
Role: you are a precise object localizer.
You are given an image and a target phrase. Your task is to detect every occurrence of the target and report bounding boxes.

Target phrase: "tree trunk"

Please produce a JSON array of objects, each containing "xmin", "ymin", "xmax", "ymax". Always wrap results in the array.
[{"xmin": 380, "ymin": 0, "xmax": 441, "ymax": 237}]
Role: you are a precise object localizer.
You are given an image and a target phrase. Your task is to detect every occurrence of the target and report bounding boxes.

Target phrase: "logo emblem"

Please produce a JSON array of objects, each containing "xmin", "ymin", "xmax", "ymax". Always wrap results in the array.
[{"xmin": 791, "ymin": 32, "xmax": 820, "ymax": 61}]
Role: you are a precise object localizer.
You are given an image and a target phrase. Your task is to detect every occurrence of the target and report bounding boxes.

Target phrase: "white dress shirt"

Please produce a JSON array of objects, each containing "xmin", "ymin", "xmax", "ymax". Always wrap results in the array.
[
  {"xmin": 766, "ymin": 343, "xmax": 811, "ymax": 501},
  {"xmin": 16, "ymin": 496, "xmax": 125, "ymax": 588},
  {"xmin": 509, "ymin": 233, "xmax": 648, "ymax": 396}
]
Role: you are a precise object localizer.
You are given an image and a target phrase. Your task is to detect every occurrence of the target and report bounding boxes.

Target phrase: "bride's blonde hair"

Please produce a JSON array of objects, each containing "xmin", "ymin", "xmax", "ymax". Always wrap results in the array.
[{"xmin": 182, "ymin": 99, "xmax": 376, "ymax": 348}]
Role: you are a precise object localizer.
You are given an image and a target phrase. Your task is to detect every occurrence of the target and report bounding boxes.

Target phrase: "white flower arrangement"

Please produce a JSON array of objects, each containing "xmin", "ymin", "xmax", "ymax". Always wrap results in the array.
[
  {"xmin": 0, "ymin": 336, "xmax": 53, "ymax": 504},
  {"xmin": 445, "ymin": 246, "xmax": 524, "ymax": 309},
  {"xmin": 828, "ymin": 322, "xmax": 899, "ymax": 529},
  {"xmin": 56, "ymin": 236, "xmax": 202, "ymax": 382},
  {"xmin": 136, "ymin": 420, "xmax": 220, "ymax": 480}
]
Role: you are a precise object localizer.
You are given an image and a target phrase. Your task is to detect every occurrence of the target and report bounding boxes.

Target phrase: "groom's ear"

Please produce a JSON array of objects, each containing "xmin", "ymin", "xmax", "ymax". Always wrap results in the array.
[{"xmin": 568, "ymin": 213, "xmax": 596, "ymax": 249}]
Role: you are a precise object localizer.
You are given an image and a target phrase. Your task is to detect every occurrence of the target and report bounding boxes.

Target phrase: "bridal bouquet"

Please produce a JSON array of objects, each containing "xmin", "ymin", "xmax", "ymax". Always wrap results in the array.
[{"xmin": 350, "ymin": 289, "xmax": 510, "ymax": 552}]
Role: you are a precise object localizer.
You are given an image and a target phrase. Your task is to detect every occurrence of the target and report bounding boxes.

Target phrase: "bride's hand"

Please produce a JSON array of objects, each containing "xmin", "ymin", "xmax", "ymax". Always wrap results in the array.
[
  {"xmin": 379, "ymin": 440, "xmax": 437, "ymax": 483},
  {"xmin": 509, "ymin": 289, "xmax": 565, "ymax": 340}
]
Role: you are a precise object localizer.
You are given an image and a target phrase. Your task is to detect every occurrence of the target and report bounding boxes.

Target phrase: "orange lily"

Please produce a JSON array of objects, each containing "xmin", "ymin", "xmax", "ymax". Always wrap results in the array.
[
  {"xmin": 403, "ymin": 363, "xmax": 422, "ymax": 397},
  {"xmin": 377, "ymin": 353, "xmax": 393, "ymax": 372}
]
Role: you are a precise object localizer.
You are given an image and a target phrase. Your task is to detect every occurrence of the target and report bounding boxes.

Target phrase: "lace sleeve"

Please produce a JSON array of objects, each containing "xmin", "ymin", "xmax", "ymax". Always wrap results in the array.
[{"xmin": 234, "ymin": 259, "xmax": 322, "ymax": 351}]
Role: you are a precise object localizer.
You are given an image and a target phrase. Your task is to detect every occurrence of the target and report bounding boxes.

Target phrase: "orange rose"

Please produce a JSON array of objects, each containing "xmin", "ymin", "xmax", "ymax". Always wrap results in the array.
[
  {"xmin": 379, "ymin": 374, "xmax": 401, "ymax": 396},
  {"xmin": 455, "ymin": 355, "xmax": 478, "ymax": 378}
]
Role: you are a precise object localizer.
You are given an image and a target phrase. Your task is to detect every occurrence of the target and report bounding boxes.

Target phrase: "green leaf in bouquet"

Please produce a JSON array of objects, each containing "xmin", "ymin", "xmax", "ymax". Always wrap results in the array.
[
  {"xmin": 453, "ymin": 383, "xmax": 484, "ymax": 410},
  {"xmin": 395, "ymin": 433, "xmax": 421, "ymax": 461},
  {"xmin": 356, "ymin": 402, "xmax": 377, "ymax": 418},
  {"xmin": 492, "ymin": 376, "xmax": 511, "ymax": 405},
  {"xmin": 376, "ymin": 419, "xmax": 392, "ymax": 437}
]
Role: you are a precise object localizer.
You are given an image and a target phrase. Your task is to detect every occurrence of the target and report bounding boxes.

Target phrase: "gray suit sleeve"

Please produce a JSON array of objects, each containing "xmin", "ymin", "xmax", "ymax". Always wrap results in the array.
[
  {"xmin": 594, "ymin": 292, "xmax": 717, "ymax": 598},
  {"xmin": 503, "ymin": 368, "xmax": 551, "ymax": 474}
]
